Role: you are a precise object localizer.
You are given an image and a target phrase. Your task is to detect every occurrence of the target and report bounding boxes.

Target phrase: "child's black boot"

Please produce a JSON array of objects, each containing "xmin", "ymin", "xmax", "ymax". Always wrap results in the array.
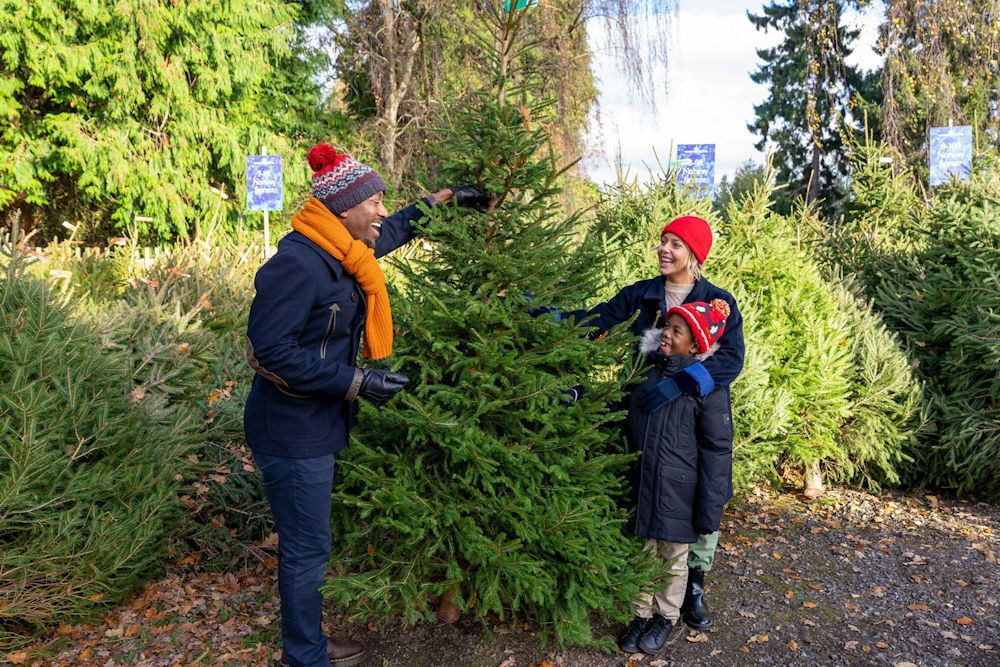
[
  {"xmin": 637, "ymin": 613, "xmax": 675, "ymax": 655},
  {"xmin": 617, "ymin": 615, "xmax": 651, "ymax": 653},
  {"xmin": 681, "ymin": 567, "xmax": 712, "ymax": 629}
]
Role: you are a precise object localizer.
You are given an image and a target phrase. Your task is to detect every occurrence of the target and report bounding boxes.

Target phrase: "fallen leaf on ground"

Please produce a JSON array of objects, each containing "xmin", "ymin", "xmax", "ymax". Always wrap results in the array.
[
  {"xmin": 908, "ymin": 603, "xmax": 929, "ymax": 611},
  {"xmin": 957, "ymin": 617, "xmax": 974, "ymax": 625},
  {"xmin": 738, "ymin": 610, "xmax": 757, "ymax": 618},
  {"xmin": 845, "ymin": 640, "xmax": 858, "ymax": 650},
  {"xmin": 876, "ymin": 641, "xmax": 889, "ymax": 648},
  {"xmin": 802, "ymin": 601, "xmax": 817, "ymax": 608},
  {"xmin": 788, "ymin": 640, "xmax": 798, "ymax": 651},
  {"xmin": 748, "ymin": 634, "xmax": 769, "ymax": 644},
  {"xmin": 686, "ymin": 632, "xmax": 709, "ymax": 643}
]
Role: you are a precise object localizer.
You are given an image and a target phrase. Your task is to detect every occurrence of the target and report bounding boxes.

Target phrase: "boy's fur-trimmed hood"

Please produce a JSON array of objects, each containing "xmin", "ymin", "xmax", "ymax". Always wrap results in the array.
[{"xmin": 639, "ymin": 327, "xmax": 665, "ymax": 355}]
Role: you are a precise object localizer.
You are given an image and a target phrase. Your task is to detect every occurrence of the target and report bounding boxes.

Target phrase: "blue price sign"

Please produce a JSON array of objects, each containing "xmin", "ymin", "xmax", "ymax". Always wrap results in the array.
[
  {"xmin": 929, "ymin": 126, "xmax": 972, "ymax": 186},
  {"xmin": 676, "ymin": 144, "xmax": 716, "ymax": 199},
  {"xmin": 247, "ymin": 154, "xmax": 283, "ymax": 211}
]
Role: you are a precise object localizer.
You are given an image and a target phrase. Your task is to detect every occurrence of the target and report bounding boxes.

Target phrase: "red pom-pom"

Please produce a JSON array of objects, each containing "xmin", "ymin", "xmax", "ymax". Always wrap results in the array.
[
  {"xmin": 711, "ymin": 298, "xmax": 731, "ymax": 318},
  {"xmin": 307, "ymin": 143, "xmax": 343, "ymax": 172}
]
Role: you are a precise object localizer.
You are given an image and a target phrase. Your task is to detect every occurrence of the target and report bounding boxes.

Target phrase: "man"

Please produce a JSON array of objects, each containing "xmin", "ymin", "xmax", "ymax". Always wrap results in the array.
[{"xmin": 244, "ymin": 143, "xmax": 487, "ymax": 666}]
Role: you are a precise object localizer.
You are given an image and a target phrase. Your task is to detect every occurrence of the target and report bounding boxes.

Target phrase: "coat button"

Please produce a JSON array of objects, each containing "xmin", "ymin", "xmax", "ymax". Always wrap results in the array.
[{"xmin": 351, "ymin": 290, "xmax": 358, "ymax": 302}]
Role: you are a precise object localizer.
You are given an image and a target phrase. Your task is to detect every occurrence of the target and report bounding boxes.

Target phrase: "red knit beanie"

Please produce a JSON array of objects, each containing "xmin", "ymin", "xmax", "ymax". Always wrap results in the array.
[
  {"xmin": 667, "ymin": 298, "xmax": 730, "ymax": 354},
  {"xmin": 660, "ymin": 215, "xmax": 713, "ymax": 264},
  {"xmin": 307, "ymin": 143, "xmax": 387, "ymax": 215}
]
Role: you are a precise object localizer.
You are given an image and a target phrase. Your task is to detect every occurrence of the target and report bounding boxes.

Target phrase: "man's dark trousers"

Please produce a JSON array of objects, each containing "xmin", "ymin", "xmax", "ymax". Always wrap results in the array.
[{"xmin": 255, "ymin": 452, "xmax": 337, "ymax": 667}]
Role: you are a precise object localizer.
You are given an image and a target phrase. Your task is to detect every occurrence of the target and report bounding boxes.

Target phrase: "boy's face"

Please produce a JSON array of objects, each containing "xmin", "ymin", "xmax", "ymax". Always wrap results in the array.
[{"xmin": 660, "ymin": 313, "xmax": 700, "ymax": 356}]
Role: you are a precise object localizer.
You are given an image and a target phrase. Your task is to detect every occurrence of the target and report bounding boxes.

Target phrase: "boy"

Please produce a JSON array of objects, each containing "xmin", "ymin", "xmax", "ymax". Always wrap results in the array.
[{"xmin": 618, "ymin": 298, "xmax": 733, "ymax": 656}]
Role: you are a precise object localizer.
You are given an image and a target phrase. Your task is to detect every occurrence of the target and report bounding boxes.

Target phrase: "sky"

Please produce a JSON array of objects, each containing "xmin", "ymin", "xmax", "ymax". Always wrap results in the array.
[{"xmin": 582, "ymin": 0, "xmax": 884, "ymax": 186}]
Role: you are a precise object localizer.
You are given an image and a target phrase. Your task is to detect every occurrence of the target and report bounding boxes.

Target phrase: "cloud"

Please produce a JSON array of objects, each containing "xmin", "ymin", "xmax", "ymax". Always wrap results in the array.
[{"xmin": 583, "ymin": 0, "xmax": 884, "ymax": 187}]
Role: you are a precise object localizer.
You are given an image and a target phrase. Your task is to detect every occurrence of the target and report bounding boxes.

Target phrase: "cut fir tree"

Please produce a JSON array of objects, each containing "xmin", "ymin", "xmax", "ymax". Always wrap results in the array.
[{"xmin": 324, "ymin": 2, "xmax": 660, "ymax": 647}]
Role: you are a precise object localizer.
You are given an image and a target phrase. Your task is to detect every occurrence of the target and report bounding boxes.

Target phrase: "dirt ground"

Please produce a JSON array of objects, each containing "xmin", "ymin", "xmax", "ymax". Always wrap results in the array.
[{"xmin": 14, "ymin": 486, "xmax": 999, "ymax": 666}]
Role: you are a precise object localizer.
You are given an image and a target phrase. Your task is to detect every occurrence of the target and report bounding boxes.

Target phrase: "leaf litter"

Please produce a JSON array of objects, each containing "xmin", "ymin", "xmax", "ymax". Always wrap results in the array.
[{"xmin": 11, "ymin": 485, "xmax": 998, "ymax": 666}]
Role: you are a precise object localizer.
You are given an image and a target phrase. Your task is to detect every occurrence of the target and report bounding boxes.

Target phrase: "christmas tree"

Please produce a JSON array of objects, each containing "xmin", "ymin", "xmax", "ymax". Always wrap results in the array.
[{"xmin": 324, "ymin": 3, "xmax": 659, "ymax": 646}]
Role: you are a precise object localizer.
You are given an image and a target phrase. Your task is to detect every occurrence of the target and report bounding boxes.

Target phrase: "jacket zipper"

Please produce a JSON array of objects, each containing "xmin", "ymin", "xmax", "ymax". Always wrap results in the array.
[{"xmin": 320, "ymin": 303, "xmax": 340, "ymax": 359}]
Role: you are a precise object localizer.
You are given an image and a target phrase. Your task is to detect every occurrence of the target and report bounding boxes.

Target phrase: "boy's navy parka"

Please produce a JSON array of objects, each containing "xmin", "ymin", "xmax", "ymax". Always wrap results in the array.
[
  {"xmin": 243, "ymin": 197, "xmax": 434, "ymax": 459},
  {"xmin": 626, "ymin": 334, "xmax": 734, "ymax": 543}
]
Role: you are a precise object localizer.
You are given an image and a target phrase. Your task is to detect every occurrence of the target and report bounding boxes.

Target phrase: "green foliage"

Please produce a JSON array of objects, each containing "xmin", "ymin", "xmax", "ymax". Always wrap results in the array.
[
  {"xmin": 0, "ymin": 0, "xmax": 332, "ymax": 242},
  {"xmin": 0, "ymin": 259, "xmax": 201, "ymax": 647},
  {"xmin": 592, "ymin": 169, "xmax": 920, "ymax": 492},
  {"xmin": 824, "ymin": 138, "xmax": 1000, "ymax": 498},
  {"xmin": 324, "ymin": 6, "xmax": 661, "ymax": 647}
]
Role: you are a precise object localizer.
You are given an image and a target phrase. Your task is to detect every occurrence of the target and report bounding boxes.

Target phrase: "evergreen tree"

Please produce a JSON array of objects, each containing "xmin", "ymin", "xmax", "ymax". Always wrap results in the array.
[
  {"xmin": 748, "ymin": 0, "xmax": 877, "ymax": 214},
  {"xmin": 0, "ymin": 0, "xmax": 334, "ymax": 242},
  {"xmin": 0, "ymin": 256, "xmax": 202, "ymax": 647},
  {"xmin": 324, "ymin": 3, "xmax": 660, "ymax": 646}
]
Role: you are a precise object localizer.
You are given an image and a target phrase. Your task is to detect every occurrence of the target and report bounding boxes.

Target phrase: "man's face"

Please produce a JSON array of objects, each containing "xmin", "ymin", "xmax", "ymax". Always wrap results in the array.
[
  {"xmin": 338, "ymin": 192, "xmax": 389, "ymax": 248},
  {"xmin": 660, "ymin": 313, "xmax": 699, "ymax": 356}
]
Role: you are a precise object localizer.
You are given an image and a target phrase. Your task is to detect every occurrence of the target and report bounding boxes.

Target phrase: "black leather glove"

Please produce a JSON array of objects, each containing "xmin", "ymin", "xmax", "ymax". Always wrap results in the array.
[
  {"xmin": 450, "ymin": 185, "xmax": 490, "ymax": 212},
  {"xmin": 358, "ymin": 369, "xmax": 410, "ymax": 406}
]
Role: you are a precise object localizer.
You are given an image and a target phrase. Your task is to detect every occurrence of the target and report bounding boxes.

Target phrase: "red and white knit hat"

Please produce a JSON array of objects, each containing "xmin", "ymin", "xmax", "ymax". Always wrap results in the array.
[
  {"xmin": 307, "ymin": 143, "xmax": 387, "ymax": 214},
  {"xmin": 667, "ymin": 298, "xmax": 730, "ymax": 354}
]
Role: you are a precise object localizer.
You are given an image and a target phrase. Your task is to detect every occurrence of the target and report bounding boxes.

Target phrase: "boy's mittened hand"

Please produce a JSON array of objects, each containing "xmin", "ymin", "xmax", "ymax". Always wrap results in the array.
[
  {"xmin": 674, "ymin": 369, "xmax": 699, "ymax": 394},
  {"xmin": 638, "ymin": 377, "xmax": 683, "ymax": 412}
]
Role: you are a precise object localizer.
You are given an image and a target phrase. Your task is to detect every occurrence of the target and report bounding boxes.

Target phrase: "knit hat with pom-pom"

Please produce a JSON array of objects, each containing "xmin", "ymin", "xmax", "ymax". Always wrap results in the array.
[
  {"xmin": 307, "ymin": 143, "xmax": 387, "ymax": 214},
  {"xmin": 667, "ymin": 298, "xmax": 730, "ymax": 354}
]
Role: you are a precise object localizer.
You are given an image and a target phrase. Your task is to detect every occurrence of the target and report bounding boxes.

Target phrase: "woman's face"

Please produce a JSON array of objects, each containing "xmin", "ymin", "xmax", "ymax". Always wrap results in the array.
[{"xmin": 657, "ymin": 231, "xmax": 694, "ymax": 283}]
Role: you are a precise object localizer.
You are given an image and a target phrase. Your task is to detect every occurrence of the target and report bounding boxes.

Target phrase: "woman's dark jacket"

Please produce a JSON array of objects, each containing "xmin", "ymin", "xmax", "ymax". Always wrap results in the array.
[
  {"xmin": 243, "ymin": 197, "xmax": 433, "ymax": 458},
  {"xmin": 626, "ymin": 330, "xmax": 734, "ymax": 543},
  {"xmin": 571, "ymin": 275, "xmax": 744, "ymax": 388}
]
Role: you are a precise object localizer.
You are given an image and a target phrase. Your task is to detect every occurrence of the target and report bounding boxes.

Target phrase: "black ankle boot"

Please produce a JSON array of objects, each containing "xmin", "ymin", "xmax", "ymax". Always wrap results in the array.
[
  {"xmin": 637, "ymin": 613, "xmax": 674, "ymax": 655},
  {"xmin": 681, "ymin": 567, "xmax": 713, "ymax": 630},
  {"xmin": 617, "ymin": 615, "xmax": 651, "ymax": 654}
]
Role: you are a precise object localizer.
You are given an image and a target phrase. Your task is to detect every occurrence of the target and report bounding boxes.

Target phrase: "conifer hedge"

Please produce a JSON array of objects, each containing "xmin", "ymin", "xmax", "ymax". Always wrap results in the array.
[{"xmin": 823, "ymin": 138, "xmax": 1000, "ymax": 498}]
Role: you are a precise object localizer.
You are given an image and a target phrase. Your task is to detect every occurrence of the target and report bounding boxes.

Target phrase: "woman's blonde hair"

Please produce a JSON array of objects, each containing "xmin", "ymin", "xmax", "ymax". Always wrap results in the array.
[{"xmin": 686, "ymin": 252, "xmax": 703, "ymax": 281}]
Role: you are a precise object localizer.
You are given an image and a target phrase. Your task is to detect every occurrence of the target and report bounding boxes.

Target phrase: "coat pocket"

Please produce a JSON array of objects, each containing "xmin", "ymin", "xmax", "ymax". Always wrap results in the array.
[
  {"xmin": 657, "ymin": 465, "xmax": 697, "ymax": 517},
  {"xmin": 265, "ymin": 390, "xmax": 334, "ymax": 443}
]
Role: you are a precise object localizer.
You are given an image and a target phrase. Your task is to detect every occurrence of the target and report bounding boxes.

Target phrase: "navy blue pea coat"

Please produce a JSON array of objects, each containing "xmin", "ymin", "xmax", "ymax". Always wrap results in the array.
[{"xmin": 243, "ymin": 197, "xmax": 433, "ymax": 458}]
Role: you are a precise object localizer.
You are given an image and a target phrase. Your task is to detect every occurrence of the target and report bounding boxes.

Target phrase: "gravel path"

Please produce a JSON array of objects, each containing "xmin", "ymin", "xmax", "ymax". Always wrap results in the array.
[{"xmin": 29, "ymin": 486, "xmax": 1000, "ymax": 666}]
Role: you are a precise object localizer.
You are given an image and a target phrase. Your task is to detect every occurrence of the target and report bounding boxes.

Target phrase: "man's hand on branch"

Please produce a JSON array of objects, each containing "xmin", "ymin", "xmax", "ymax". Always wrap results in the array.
[
  {"xmin": 433, "ymin": 185, "xmax": 490, "ymax": 212},
  {"xmin": 358, "ymin": 369, "xmax": 410, "ymax": 406}
]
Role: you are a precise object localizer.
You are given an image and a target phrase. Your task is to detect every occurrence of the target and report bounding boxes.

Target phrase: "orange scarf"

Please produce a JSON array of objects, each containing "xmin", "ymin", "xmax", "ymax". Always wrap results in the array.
[{"xmin": 291, "ymin": 197, "xmax": 392, "ymax": 360}]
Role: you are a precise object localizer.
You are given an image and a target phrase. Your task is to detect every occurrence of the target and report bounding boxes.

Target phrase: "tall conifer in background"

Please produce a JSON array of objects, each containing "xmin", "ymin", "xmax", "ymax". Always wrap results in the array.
[
  {"xmin": 879, "ymin": 0, "xmax": 1000, "ymax": 172},
  {"xmin": 748, "ymin": 0, "xmax": 877, "ymax": 214},
  {"xmin": 325, "ymin": 2, "xmax": 658, "ymax": 646}
]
